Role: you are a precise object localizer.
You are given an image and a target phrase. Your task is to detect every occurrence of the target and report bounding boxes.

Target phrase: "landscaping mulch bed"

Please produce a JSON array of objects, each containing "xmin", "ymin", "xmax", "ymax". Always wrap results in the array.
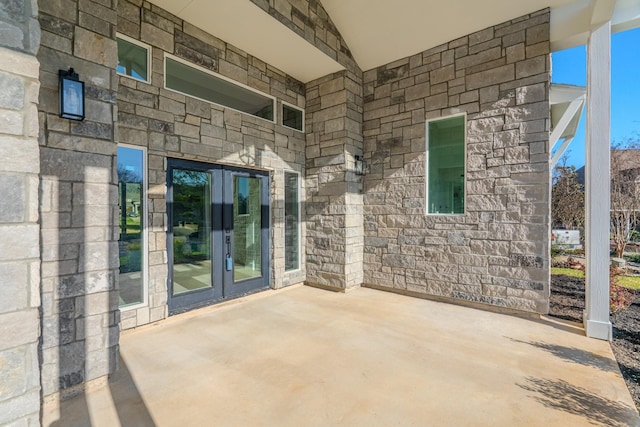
[{"xmin": 550, "ymin": 274, "xmax": 640, "ymax": 411}]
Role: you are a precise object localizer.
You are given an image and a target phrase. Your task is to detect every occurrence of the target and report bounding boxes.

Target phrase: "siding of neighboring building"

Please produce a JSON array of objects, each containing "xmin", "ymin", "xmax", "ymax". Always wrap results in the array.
[{"xmin": 361, "ymin": 9, "xmax": 551, "ymax": 313}]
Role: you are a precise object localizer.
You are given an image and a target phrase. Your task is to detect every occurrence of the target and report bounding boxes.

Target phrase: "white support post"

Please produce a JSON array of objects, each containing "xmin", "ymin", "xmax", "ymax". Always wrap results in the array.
[{"xmin": 584, "ymin": 20, "xmax": 612, "ymax": 340}]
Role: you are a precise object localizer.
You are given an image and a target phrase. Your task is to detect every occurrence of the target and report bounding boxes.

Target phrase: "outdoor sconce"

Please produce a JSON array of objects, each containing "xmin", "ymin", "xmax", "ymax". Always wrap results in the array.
[
  {"xmin": 354, "ymin": 155, "xmax": 366, "ymax": 176},
  {"xmin": 59, "ymin": 68, "xmax": 85, "ymax": 121}
]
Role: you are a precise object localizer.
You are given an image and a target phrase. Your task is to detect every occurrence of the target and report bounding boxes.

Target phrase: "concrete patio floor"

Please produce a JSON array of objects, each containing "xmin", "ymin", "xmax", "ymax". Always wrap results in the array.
[{"xmin": 44, "ymin": 285, "xmax": 640, "ymax": 427}]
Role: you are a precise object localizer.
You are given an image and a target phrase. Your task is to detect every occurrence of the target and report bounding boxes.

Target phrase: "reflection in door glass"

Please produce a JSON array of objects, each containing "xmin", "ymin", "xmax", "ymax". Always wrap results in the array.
[
  {"xmin": 117, "ymin": 147, "xmax": 144, "ymax": 307},
  {"xmin": 172, "ymin": 169, "xmax": 212, "ymax": 295},
  {"xmin": 234, "ymin": 176, "xmax": 262, "ymax": 282}
]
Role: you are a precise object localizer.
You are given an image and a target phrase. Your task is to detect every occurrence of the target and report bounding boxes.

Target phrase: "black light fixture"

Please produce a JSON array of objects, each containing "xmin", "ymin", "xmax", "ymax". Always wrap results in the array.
[
  {"xmin": 59, "ymin": 68, "xmax": 85, "ymax": 121},
  {"xmin": 354, "ymin": 155, "xmax": 366, "ymax": 176}
]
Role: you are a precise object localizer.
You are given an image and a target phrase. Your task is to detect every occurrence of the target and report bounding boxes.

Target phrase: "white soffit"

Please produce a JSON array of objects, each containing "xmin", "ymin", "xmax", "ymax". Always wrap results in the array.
[
  {"xmin": 550, "ymin": 84, "xmax": 586, "ymax": 139},
  {"xmin": 320, "ymin": 0, "xmax": 578, "ymax": 71},
  {"xmin": 549, "ymin": 0, "xmax": 640, "ymax": 51},
  {"xmin": 147, "ymin": 0, "xmax": 344, "ymax": 83}
]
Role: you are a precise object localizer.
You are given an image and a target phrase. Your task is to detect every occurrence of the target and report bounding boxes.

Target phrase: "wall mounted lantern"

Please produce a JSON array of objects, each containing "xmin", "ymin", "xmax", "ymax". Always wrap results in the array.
[
  {"xmin": 354, "ymin": 155, "xmax": 366, "ymax": 176},
  {"xmin": 59, "ymin": 68, "xmax": 85, "ymax": 121}
]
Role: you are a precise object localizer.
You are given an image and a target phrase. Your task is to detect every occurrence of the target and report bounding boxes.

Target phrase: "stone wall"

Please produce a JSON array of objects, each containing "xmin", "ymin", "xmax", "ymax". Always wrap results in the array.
[
  {"xmin": 37, "ymin": 0, "xmax": 120, "ymax": 399},
  {"xmin": 261, "ymin": 0, "xmax": 368, "ymax": 291},
  {"xmin": 0, "ymin": 2, "xmax": 42, "ymax": 424},
  {"xmin": 116, "ymin": 0, "xmax": 308, "ymax": 328},
  {"xmin": 305, "ymin": 70, "xmax": 364, "ymax": 290},
  {"xmin": 362, "ymin": 9, "xmax": 551, "ymax": 313}
]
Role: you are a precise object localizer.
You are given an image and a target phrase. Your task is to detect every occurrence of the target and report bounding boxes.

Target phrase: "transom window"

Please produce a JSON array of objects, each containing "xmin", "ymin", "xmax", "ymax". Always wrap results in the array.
[
  {"xmin": 116, "ymin": 34, "xmax": 150, "ymax": 83},
  {"xmin": 426, "ymin": 114, "xmax": 466, "ymax": 215},
  {"xmin": 282, "ymin": 102, "xmax": 304, "ymax": 132},
  {"xmin": 164, "ymin": 55, "xmax": 275, "ymax": 122}
]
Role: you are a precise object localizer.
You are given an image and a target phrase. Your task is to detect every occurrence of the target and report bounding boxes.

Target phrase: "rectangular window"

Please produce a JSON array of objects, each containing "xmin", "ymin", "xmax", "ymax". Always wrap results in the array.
[
  {"xmin": 284, "ymin": 172, "xmax": 300, "ymax": 271},
  {"xmin": 165, "ymin": 55, "xmax": 275, "ymax": 122},
  {"xmin": 116, "ymin": 34, "xmax": 150, "ymax": 83},
  {"xmin": 117, "ymin": 146, "xmax": 146, "ymax": 308},
  {"xmin": 282, "ymin": 102, "xmax": 304, "ymax": 131},
  {"xmin": 426, "ymin": 114, "xmax": 466, "ymax": 215}
]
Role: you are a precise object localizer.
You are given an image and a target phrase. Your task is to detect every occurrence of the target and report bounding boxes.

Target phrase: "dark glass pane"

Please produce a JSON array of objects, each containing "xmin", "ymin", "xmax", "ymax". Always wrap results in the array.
[
  {"xmin": 284, "ymin": 173, "xmax": 299, "ymax": 271},
  {"xmin": 117, "ymin": 147, "xmax": 144, "ymax": 307},
  {"xmin": 172, "ymin": 169, "xmax": 212, "ymax": 295},
  {"xmin": 427, "ymin": 116, "xmax": 465, "ymax": 214},
  {"xmin": 117, "ymin": 37, "xmax": 148, "ymax": 81},
  {"xmin": 282, "ymin": 104, "xmax": 303, "ymax": 131},
  {"xmin": 166, "ymin": 58, "xmax": 274, "ymax": 121},
  {"xmin": 233, "ymin": 176, "xmax": 262, "ymax": 282}
]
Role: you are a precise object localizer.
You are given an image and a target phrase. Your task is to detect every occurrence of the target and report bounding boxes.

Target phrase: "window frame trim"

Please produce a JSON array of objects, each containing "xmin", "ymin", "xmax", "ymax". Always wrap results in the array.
[
  {"xmin": 281, "ymin": 100, "xmax": 305, "ymax": 132},
  {"xmin": 116, "ymin": 33, "xmax": 152, "ymax": 84},
  {"xmin": 117, "ymin": 143, "xmax": 149, "ymax": 311},
  {"xmin": 163, "ymin": 53, "xmax": 277, "ymax": 124},
  {"xmin": 425, "ymin": 112, "xmax": 467, "ymax": 216},
  {"xmin": 284, "ymin": 170, "xmax": 302, "ymax": 273}
]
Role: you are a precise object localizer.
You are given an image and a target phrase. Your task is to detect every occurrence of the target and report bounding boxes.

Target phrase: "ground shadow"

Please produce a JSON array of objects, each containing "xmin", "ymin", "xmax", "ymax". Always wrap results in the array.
[
  {"xmin": 47, "ymin": 355, "xmax": 155, "ymax": 426},
  {"xmin": 518, "ymin": 377, "xmax": 637, "ymax": 427},
  {"xmin": 509, "ymin": 338, "xmax": 618, "ymax": 372},
  {"xmin": 108, "ymin": 356, "xmax": 156, "ymax": 426}
]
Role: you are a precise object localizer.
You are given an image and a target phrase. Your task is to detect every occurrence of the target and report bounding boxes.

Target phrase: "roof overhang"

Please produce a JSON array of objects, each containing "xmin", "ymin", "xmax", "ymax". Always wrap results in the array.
[
  {"xmin": 147, "ymin": 0, "xmax": 640, "ymax": 82},
  {"xmin": 147, "ymin": 0, "xmax": 345, "ymax": 83}
]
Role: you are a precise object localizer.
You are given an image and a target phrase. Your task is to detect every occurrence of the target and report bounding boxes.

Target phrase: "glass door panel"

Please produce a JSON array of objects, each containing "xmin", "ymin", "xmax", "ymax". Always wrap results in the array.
[
  {"xmin": 167, "ymin": 160, "xmax": 269, "ymax": 313},
  {"xmin": 171, "ymin": 169, "xmax": 212, "ymax": 295},
  {"xmin": 233, "ymin": 176, "xmax": 262, "ymax": 282}
]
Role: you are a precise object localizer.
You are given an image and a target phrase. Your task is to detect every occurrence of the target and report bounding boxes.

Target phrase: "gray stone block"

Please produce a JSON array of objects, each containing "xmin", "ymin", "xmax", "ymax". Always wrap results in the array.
[
  {"xmin": 0, "ymin": 174, "xmax": 24, "ymax": 222},
  {"xmin": 0, "ymin": 389, "xmax": 39, "ymax": 425},
  {"xmin": 0, "ymin": 73, "xmax": 24, "ymax": 110}
]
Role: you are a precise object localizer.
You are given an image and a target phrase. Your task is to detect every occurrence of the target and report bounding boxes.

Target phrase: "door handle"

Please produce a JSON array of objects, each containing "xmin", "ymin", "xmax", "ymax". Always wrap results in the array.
[{"xmin": 225, "ymin": 235, "xmax": 232, "ymax": 271}]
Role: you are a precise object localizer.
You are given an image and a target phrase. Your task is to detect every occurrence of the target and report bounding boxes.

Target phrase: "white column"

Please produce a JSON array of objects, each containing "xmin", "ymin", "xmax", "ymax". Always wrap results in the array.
[{"xmin": 584, "ymin": 20, "xmax": 612, "ymax": 340}]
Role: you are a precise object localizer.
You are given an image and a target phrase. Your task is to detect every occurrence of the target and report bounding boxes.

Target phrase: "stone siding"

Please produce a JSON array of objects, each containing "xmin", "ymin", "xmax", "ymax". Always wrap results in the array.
[
  {"xmin": 0, "ymin": 0, "xmax": 42, "ymax": 423},
  {"xmin": 279, "ymin": 0, "xmax": 367, "ymax": 292},
  {"xmin": 116, "ymin": 0, "xmax": 308, "ymax": 329},
  {"xmin": 361, "ymin": 10, "xmax": 551, "ymax": 313},
  {"xmin": 37, "ymin": 0, "xmax": 120, "ymax": 399},
  {"xmin": 0, "ymin": 0, "xmax": 40, "ymax": 426},
  {"xmin": 305, "ymin": 70, "xmax": 364, "ymax": 290}
]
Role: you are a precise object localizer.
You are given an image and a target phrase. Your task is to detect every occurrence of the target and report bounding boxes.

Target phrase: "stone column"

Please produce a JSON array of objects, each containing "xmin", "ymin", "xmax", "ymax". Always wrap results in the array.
[
  {"xmin": 305, "ymin": 70, "xmax": 364, "ymax": 290},
  {"xmin": 0, "ymin": 1, "xmax": 42, "ymax": 425},
  {"xmin": 38, "ymin": 0, "xmax": 120, "ymax": 399}
]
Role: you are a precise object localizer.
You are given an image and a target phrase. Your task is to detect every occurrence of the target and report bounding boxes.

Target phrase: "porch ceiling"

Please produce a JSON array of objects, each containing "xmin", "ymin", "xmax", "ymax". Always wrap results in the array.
[{"xmin": 147, "ymin": 0, "xmax": 640, "ymax": 82}]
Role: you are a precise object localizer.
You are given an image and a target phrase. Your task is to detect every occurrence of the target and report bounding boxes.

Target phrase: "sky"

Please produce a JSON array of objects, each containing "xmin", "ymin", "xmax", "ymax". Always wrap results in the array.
[{"xmin": 551, "ymin": 27, "xmax": 640, "ymax": 167}]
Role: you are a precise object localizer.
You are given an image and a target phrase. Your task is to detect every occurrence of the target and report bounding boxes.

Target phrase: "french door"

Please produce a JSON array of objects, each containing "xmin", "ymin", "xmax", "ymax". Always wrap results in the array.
[{"xmin": 167, "ymin": 159, "xmax": 270, "ymax": 313}]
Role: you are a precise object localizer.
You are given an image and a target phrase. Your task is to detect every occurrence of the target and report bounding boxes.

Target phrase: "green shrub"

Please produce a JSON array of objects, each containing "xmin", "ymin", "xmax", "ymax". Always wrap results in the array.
[
  {"xmin": 551, "ymin": 244, "xmax": 565, "ymax": 257},
  {"xmin": 624, "ymin": 253, "xmax": 640, "ymax": 263}
]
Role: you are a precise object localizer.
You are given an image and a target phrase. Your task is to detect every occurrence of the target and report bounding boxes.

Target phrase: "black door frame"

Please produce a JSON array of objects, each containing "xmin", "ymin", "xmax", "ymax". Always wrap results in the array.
[{"xmin": 166, "ymin": 159, "xmax": 270, "ymax": 314}]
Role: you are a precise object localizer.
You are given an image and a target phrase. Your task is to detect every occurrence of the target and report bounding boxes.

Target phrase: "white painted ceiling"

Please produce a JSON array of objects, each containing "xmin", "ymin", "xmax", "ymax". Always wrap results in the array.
[
  {"xmin": 148, "ymin": 0, "xmax": 345, "ymax": 82},
  {"xmin": 148, "ymin": 0, "xmax": 640, "ymax": 82}
]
